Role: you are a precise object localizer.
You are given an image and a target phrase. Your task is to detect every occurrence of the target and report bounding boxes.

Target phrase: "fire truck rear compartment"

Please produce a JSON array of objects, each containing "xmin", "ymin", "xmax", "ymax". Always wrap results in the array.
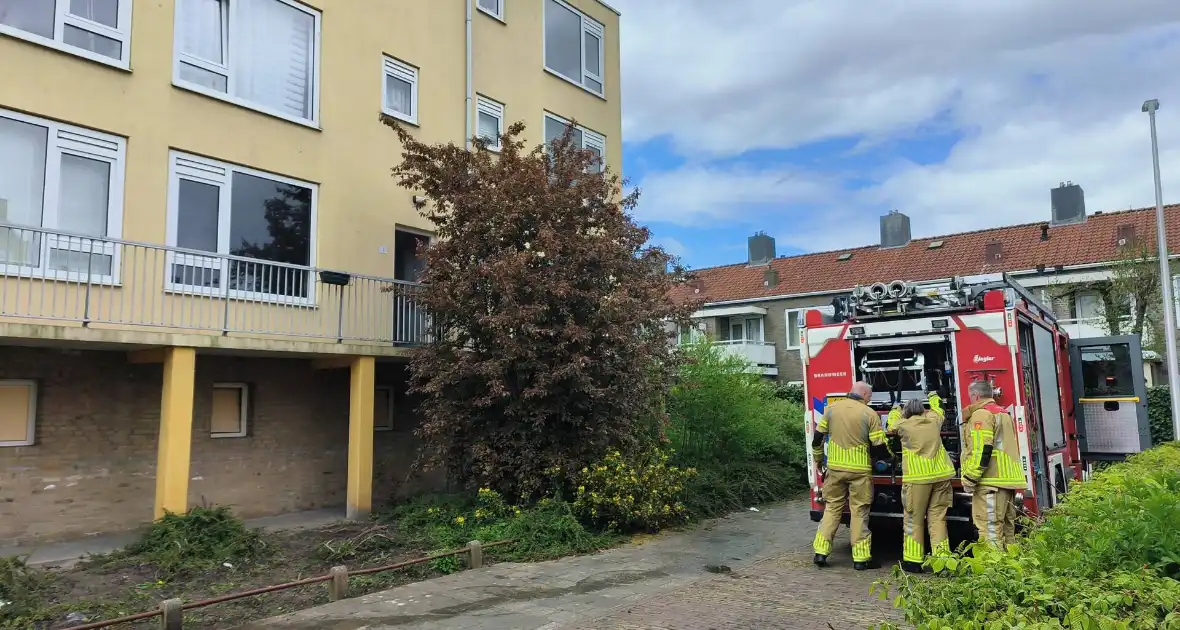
[{"xmin": 852, "ymin": 337, "xmax": 969, "ymax": 520}]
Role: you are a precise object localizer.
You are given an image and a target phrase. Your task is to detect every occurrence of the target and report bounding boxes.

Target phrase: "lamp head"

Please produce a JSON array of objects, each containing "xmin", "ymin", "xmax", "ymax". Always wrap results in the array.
[{"xmin": 1143, "ymin": 99, "xmax": 1161, "ymax": 114}]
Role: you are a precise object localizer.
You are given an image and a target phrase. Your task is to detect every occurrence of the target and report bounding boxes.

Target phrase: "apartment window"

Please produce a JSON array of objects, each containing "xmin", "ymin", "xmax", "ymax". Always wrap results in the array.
[
  {"xmin": 677, "ymin": 323, "xmax": 703, "ymax": 345},
  {"xmin": 382, "ymin": 56, "xmax": 419, "ymax": 125},
  {"xmin": 166, "ymin": 151, "xmax": 316, "ymax": 302},
  {"xmin": 374, "ymin": 385, "xmax": 394, "ymax": 432},
  {"xmin": 173, "ymin": 0, "xmax": 320, "ymax": 125},
  {"xmin": 211, "ymin": 383, "xmax": 248, "ymax": 438},
  {"xmin": 476, "ymin": 95, "xmax": 504, "ymax": 150},
  {"xmin": 727, "ymin": 317, "xmax": 763, "ymax": 343},
  {"xmin": 0, "ymin": 0, "xmax": 132, "ymax": 67},
  {"xmin": 544, "ymin": 113, "xmax": 605, "ymax": 173},
  {"xmin": 544, "ymin": 0, "xmax": 604, "ymax": 96},
  {"xmin": 0, "ymin": 108, "xmax": 124, "ymax": 280},
  {"xmin": 785, "ymin": 309, "xmax": 804, "ymax": 349},
  {"xmin": 477, "ymin": 0, "xmax": 503, "ymax": 20},
  {"xmin": 0, "ymin": 380, "xmax": 36, "ymax": 447}
]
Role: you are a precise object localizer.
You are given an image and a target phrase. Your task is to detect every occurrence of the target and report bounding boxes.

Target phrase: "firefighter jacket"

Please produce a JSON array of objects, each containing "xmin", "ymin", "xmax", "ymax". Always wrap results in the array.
[
  {"xmin": 961, "ymin": 398, "xmax": 1026, "ymax": 489},
  {"xmin": 815, "ymin": 395, "xmax": 888, "ymax": 474},
  {"xmin": 887, "ymin": 405, "xmax": 956, "ymax": 485}
]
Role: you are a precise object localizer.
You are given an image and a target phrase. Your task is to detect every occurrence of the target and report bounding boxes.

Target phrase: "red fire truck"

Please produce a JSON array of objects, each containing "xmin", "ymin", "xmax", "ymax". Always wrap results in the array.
[{"xmin": 802, "ymin": 273, "xmax": 1152, "ymax": 527}]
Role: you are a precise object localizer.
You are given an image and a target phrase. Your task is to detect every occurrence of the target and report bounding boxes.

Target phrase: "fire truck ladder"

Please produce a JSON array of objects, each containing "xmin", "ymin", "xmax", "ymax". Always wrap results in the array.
[{"xmin": 845, "ymin": 273, "xmax": 1056, "ymax": 322}]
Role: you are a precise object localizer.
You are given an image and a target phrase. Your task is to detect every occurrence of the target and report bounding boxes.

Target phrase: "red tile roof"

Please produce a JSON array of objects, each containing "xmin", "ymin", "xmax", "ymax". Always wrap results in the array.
[{"xmin": 675, "ymin": 204, "xmax": 1180, "ymax": 304}]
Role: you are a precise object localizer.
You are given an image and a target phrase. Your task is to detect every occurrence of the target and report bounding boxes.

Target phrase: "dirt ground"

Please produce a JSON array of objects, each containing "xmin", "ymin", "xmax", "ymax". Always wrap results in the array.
[{"xmin": 22, "ymin": 522, "xmax": 449, "ymax": 630}]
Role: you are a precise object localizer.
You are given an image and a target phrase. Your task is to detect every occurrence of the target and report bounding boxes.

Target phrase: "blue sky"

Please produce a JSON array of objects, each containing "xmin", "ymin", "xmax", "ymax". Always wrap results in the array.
[{"xmin": 609, "ymin": 1, "xmax": 1180, "ymax": 271}]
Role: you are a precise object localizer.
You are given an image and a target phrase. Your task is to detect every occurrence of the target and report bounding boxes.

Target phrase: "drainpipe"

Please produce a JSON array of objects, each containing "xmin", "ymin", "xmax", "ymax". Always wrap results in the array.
[{"xmin": 465, "ymin": 0, "xmax": 473, "ymax": 151}]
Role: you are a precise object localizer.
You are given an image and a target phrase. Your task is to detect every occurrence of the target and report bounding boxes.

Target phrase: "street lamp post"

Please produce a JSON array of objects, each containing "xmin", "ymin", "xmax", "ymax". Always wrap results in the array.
[{"xmin": 1141, "ymin": 98, "xmax": 1180, "ymax": 440}]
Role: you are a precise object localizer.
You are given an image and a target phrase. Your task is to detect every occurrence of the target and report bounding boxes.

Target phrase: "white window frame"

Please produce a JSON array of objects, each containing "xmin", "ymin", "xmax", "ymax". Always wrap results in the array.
[
  {"xmin": 476, "ymin": 0, "xmax": 505, "ymax": 21},
  {"xmin": 543, "ymin": 112, "xmax": 606, "ymax": 172},
  {"xmin": 543, "ymin": 0, "xmax": 606, "ymax": 97},
  {"xmin": 0, "ymin": 0, "xmax": 133, "ymax": 69},
  {"xmin": 785, "ymin": 309, "xmax": 804, "ymax": 350},
  {"xmin": 210, "ymin": 382, "xmax": 249, "ymax": 438},
  {"xmin": 0, "ymin": 107, "xmax": 126, "ymax": 285},
  {"xmin": 0, "ymin": 380, "xmax": 37, "ymax": 448},
  {"xmin": 476, "ymin": 95, "xmax": 504, "ymax": 151},
  {"xmin": 374, "ymin": 385, "xmax": 395, "ymax": 432},
  {"xmin": 382, "ymin": 56, "xmax": 420, "ymax": 125},
  {"xmin": 170, "ymin": 0, "xmax": 323, "ymax": 128},
  {"xmin": 165, "ymin": 150, "xmax": 318, "ymax": 305}
]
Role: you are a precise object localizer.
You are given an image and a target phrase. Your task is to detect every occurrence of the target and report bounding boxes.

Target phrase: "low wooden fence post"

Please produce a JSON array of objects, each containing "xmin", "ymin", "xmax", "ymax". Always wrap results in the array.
[
  {"xmin": 159, "ymin": 598, "xmax": 183, "ymax": 630},
  {"xmin": 467, "ymin": 540, "xmax": 483, "ymax": 569},
  {"xmin": 328, "ymin": 565, "xmax": 350, "ymax": 601}
]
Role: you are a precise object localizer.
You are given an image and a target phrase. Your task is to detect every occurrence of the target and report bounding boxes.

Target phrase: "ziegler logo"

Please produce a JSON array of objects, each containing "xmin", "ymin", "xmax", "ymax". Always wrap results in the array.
[
  {"xmin": 813, "ymin": 371, "xmax": 848, "ymax": 379},
  {"xmin": 973, "ymin": 354, "xmax": 996, "ymax": 364}
]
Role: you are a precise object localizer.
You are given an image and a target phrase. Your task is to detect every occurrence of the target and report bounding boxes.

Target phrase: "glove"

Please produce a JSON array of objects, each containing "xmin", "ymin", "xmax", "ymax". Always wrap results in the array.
[
  {"xmin": 961, "ymin": 474, "xmax": 978, "ymax": 494},
  {"xmin": 928, "ymin": 392, "xmax": 943, "ymax": 415}
]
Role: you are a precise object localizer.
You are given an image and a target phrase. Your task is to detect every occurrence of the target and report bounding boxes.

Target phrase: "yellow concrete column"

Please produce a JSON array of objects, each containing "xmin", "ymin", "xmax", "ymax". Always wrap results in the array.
[
  {"xmin": 347, "ymin": 355, "xmax": 376, "ymax": 520},
  {"xmin": 153, "ymin": 347, "xmax": 197, "ymax": 519}
]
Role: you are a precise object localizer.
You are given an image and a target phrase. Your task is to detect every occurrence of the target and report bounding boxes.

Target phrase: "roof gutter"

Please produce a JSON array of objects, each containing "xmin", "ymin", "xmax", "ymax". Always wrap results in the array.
[{"xmin": 691, "ymin": 255, "xmax": 1180, "ymax": 309}]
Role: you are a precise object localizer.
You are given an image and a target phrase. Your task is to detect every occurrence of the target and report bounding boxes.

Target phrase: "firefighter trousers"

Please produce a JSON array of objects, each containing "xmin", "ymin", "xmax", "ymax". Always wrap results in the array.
[
  {"xmin": 901, "ymin": 480, "xmax": 952, "ymax": 563},
  {"xmin": 813, "ymin": 469, "xmax": 873, "ymax": 562},
  {"xmin": 971, "ymin": 486, "xmax": 1017, "ymax": 549}
]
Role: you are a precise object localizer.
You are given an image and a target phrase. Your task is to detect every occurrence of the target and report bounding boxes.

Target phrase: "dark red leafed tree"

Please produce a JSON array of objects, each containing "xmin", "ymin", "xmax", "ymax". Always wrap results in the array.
[{"xmin": 381, "ymin": 114, "xmax": 695, "ymax": 500}]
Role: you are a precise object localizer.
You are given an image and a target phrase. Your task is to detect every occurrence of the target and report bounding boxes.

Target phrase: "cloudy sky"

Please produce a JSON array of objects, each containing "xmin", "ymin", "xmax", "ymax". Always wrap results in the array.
[{"xmin": 610, "ymin": 0, "xmax": 1180, "ymax": 269}]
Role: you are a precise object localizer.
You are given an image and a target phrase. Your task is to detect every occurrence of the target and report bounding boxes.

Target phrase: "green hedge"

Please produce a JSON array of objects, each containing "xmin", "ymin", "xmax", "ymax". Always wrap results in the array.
[
  {"xmin": 1148, "ymin": 386, "xmax": 1176, "ymax": 445},
  {"xmin": 873, "ymin": 442, "xmax": 1180, "ymax": 630}
]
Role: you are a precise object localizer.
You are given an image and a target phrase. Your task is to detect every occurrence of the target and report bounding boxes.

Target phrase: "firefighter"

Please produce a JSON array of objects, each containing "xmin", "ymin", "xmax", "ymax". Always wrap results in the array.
[
  {"xmin": 886, "ymin": 393, "xmax": 955, "ymax": 573},
  {"xmin": 961, "ymin": 380, "xmax": 1026, "ymax": 549},
  {"xmin": 812, "ymin": 380, "xmax": 890, "ymax": 570}
]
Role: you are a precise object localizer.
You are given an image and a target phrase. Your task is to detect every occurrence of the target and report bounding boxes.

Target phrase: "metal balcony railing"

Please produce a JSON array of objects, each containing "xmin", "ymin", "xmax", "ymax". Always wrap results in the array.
[{"xmin": 0, "ymin": 224, "xmax": 432, "ymax": 346}]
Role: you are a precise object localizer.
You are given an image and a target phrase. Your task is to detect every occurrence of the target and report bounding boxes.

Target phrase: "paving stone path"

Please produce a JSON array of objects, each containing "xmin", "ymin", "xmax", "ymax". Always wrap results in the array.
[{"xmin": 236, "ymin": 498, "xmax": 905, "ymax": 630}]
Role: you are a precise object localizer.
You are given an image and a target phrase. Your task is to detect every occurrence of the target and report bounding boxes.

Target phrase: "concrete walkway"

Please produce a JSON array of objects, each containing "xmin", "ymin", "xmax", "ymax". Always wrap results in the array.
[
  {"xmin": 0, "ymin": 508, "xmax": 345, "ymax": 568},
  {"xmin": 236, "ymin": 499, "xmax": 903, "ymax": 630}
]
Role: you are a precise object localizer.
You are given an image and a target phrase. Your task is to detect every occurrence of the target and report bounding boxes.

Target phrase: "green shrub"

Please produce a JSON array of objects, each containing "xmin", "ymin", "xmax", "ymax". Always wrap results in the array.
[
  {"xmin": 570, "ymin": 449, "xmax": 695, "ymax": 533},
  {"xmin": 772, "ymin": 382, "xmax": 804, "ymax": 404},
  {"xmin": 119, "ymin": 505, "xmax": 271, "ymax": 578},
  {"xmin": 666, "ymin": 341, "xmax": 807, "ymax": 517},
  {"xmin": 1148, "ymin": 386, "xmax": 1176, "ymax": 445},
  {"xmin": 0, "ymin": 556, "xmax": 57, "ymax": 626},
  {"xmin": 873, "ymin": 442, "xmax": 1180, "ymax": 629}
]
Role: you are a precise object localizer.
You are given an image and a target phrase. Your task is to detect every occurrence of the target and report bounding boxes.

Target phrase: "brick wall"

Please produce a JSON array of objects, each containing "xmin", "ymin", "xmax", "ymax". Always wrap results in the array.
[
  {"xmin": 0, "ymin": 346, "xmax": 159, "ymax": 545},
  {"xmin": 0, "ymin": 347, "xmax": 434, "ymax": 546}
]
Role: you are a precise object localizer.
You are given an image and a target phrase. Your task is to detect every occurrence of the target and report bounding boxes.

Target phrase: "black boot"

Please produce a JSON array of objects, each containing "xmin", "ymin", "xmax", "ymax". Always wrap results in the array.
[
  {"xmin": 813, "ymin": 553, "xmax": 829, "ymax": 567},
  {"xmin": 853, "ymin": 558, "xmax": 881, "ymax": 571},
  {"xmin": 901, "ymin": 561, "xmax": 924, "ymax": 574}
]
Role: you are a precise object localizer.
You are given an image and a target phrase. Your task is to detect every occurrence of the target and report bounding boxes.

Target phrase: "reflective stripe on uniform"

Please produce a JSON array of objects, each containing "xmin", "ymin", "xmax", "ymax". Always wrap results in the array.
[
  {"xmin": 980, "ymin": 435, "xmax": 1025, "ymax": 487},
  {"xmin": 826, "ymin": 441, "xmax": 871, "ymax": 473},
  {"xmin": 813, "ymin": 530, "xmax": 832, "ymax": 555},
  {"xmin": 900, "ymin": 445, "xmax": 956, "ymax": 483},
  {"xmin": 903, "ymin": 535, "xmax": 924, "ymax": 563},
  {"xmin": 985, "ymin": 492, "xmax": 1000, "ymax": 544},
  {"xmin": 852, "ymin": 535, "xmax": 873, "ymax": 563}
]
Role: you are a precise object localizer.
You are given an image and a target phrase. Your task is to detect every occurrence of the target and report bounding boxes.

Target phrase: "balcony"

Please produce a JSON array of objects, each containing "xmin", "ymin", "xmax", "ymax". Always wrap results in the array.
[
  {"xmin": 0, "ymin": 224, "xmax": 432, "ymax": 351},
  {"xmin": 714, "ymin": 339, "xmax": 778, "ymax": 376}
]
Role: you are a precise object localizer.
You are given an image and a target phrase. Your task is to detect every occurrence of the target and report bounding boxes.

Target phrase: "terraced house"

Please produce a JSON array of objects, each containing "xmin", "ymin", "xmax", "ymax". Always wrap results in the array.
[
  {"xmin": 677, "ymin": 184, "xmax": 1180, "ymax": 385},
  {"xmin": 0, "ymin": 0, "xmax": 621, "ymax": 545}
]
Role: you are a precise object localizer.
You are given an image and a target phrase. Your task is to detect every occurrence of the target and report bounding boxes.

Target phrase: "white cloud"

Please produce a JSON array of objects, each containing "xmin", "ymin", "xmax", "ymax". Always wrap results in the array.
[
  {"xmin": 614, "ymin": 0, "xmax": 1180, "ymax": 255},
  {"xmin": 650, "ymin": 235, "xmax": 689, "ymax": 259}
]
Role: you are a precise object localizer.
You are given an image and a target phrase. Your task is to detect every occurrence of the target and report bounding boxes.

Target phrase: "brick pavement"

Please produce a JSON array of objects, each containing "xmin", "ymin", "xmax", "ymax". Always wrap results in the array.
[{"xmin": 236, "ymin": 498, "xmax": 906, "ymax": 630}]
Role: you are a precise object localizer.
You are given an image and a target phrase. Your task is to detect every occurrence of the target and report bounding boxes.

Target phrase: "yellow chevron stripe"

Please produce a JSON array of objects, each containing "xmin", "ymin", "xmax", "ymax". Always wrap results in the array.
[{"xmin": 813, "ymin": 530, "xmax": 832, "ymax": 555}]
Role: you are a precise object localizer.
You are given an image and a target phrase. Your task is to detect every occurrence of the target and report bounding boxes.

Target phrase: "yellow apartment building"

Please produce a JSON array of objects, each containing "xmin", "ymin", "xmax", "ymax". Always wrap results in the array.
[{"xmin": 0, "ymin": 0, "xmax": 621, "ymax": 546}]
